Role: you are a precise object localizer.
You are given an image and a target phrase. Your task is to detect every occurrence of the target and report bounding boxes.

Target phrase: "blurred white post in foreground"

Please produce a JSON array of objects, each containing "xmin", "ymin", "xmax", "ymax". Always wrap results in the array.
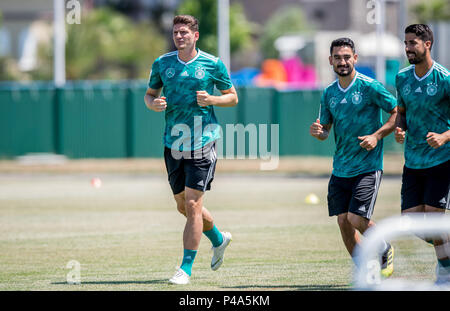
[
  {"xmin": 54, "ymin": 0, "xmax": 66, "ymax": 87},
  {"xmin": 217, "ymin": 0, "xmax": 230, "ymax": 72},
  {"xmin": 353, "ymin": 214, "xmax": 450, "ymax": 291}
]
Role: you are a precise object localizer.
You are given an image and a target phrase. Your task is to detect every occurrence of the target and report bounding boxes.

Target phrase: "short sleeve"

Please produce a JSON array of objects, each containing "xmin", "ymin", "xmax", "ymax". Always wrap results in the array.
[
  {"xmin": 148, "ymin": 58, "xmax": 163, "ymax": 90},
  {"xmin": 395, "ymin": 74, "xmax": 405, "ymax": 108},
  {"xmin": 319, "ymin": 91, "xmax": 332, "ymax": 125},
  {"xmin": 213, "ymin": 58, "xmax": 233, "ymax": 91},
  {"xmin": 371, "ymin": 81, "xmax": 397, "ymax": 112}
]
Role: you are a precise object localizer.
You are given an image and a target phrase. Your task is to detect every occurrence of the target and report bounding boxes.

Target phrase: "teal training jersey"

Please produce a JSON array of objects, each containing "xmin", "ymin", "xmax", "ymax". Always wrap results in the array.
[
  {"xmin": 395, "ymin": 62, "xmax": 450, "ymax": 169},
  {"xmin": 148, "ymin": 49, "xmax": 233, "ymax": 151},
  {"xmin": 320, "ymin": 72, "xmax": 397, "ymax": 178}
]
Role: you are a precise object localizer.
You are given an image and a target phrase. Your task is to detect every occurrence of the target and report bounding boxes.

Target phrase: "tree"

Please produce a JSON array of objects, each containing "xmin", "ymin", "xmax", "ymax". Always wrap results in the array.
[
  {"xmin": 176, "ymin": 0, "xmax": 253, "ymax": 55},
  {"xmin": 0, "ymin": 57, "xmax": 17, "ymax": 81},
  {"xmin": 260, "ymin": 5, "xmax": 312, "ymax": 59},
  {"xmin": 412, "ymin": 0, "xmax": 450, "ymax": 23},
  {"xmin": 32, "ymin": 7, "xmax": 167, "ymax": 80},
  {"xmin": 0, "ymin": 10, "xmax": 22, "ymax": 81}
]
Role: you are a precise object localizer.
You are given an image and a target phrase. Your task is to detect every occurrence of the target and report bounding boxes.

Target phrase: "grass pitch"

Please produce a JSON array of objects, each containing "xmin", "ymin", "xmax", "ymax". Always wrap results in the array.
[{"xmin": 0, "ymin": 157, "xmax": 437, "ymax": 291}]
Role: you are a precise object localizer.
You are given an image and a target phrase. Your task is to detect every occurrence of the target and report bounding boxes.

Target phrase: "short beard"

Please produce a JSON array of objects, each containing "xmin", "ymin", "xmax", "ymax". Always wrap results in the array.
[
  {"xmin": 408, "ymin": 50, "xmax": 426, "ymax": 65},
  {"xmin": 335, "ymin": 66, "xmax": 352, "ymax": 77}
]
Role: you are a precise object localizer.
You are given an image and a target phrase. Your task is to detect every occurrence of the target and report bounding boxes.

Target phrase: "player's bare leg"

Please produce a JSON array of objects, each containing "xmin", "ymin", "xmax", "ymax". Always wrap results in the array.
[
  {"xmin": 425, "ymin": 205, "xmax": 450, "ymax": 282},
  {"xmin": 337, "ymin": 213, "xmax": 361, "ymax": 256},
  {"xmin": 183, "ymin": 187, "xmax": 204, "ymax": 250},
  {"xmin": 403, "ymin": 204, "xmax": 450, "ymax": 282},
  {"xmin": 347, "ymin": 212, "xmax": 375, "ymax": 234},
  {"xmin": 174, "ymin": 188, "xmax": 231, "ymax": 273},
  {"xmin": 169, "ymin": 187, "xmax": 204, "ymax": 284},
  {"xmin": 337, "ymin": 212, "xmax": 376, "ymax": 255},
  {"xmin": 400, "ymin": 203, "xmax": 448, "ymax": 250},
  {"xmin": 424, "ymin": 205, "xmax": 449, "ymax": 257},
  {"xmin": 402, "ymin": 204, "xmax": 425, "ymax": 214},
  {"xmin": 174, "ymin": 191, "xmax": 214, "ymax": 231},
  {"xmin": 339, "ymin": 212, "xmax": 393, "ymax": 276},
  {"xmin": 402, "ymin": 204, "xmax": 432, "ymax": 243}
]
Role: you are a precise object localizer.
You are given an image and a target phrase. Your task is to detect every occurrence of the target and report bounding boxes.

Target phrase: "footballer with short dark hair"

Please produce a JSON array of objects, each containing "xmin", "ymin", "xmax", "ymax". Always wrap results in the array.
[
  {"xmin": 310, "ymin": 37, "xmax": 398, "ymax": 277},
  {"xmin": 144, "ymin": 14, "xmax": 238, "ymax": 285},
  {"xmin": 394, "ymin": 24, "xmax": 450, "ymax": 285}
]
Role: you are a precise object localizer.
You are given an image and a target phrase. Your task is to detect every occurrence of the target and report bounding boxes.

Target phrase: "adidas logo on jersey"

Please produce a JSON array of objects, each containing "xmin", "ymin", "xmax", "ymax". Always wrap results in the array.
[
  {"xmin": 340, "ymin": 98, "xmax": 347, "ymax": 104},
  {"xmin": 180, "ymin": 71, "xmax": 189, "ymax": 77},
  {"xmin": 415, "ymin": 87, "xmax": 422, "ymax": 93}
]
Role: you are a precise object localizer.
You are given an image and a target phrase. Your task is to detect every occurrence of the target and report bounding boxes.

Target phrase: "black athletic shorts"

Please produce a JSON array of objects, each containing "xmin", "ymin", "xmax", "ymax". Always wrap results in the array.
[
  {"xmin": 327, "ymin": 170, "xmax": 383, "ymax": 219},
  {"xmin": 164, "ymin": 142, "xmax": 217, "ymax": 195},
  {"xmin": 401, "ymin": 160, "xmax": 450, "ymax": 211}
]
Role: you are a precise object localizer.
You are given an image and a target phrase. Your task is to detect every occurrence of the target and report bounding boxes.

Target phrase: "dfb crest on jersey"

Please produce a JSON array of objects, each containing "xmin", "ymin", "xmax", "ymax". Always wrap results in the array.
[
  {"xmin": 351, "ymin": 91, "xmax": 363, "ymax": 105},
  {"xmin": 426, "ymin": 83, "xmax": 438, "ymax": 96},
  {"xmin": 402, "ymin": 84, "xmax": 411, "ymax": 96},
  {"xmin": 195, "ymin": 66, "xmax": 205, "ymax": 79},
  {"xmin": 165, "ymin": 68, "xmax": 175, "ymax": 79},
  {"xmin": 329, "ymin": 97, "xmax": 338, "ymax": 108}
]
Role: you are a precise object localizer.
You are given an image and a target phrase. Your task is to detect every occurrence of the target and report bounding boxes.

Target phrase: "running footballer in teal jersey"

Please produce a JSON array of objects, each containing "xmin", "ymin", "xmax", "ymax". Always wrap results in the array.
[
  {"xmin": 319, "ymin": 72, "xmax": 396, "ymax": 178},
  {"xmin": 148, "ymin": 46, "xmax": 233, "ymax": 151},
  {"xmin": 144, "ymin": 15, "xmax": 237, "ymax": 285},
  {"xmin": 310, "ymin": 38, "xmax": 397, "ymax": 278},
  {"xmin": 394, "ymin": 24, "xmax": 450, "ymax": 285}
]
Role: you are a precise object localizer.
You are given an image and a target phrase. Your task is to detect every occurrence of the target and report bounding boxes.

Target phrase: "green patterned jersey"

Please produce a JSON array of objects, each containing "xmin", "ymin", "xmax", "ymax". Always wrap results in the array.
[
  {"xmin": 396, "ymin": 62, "xmax": 450, "ymax": 169},
  {"xmin": 320, "ymin": 72, "xmax": 397, "ymax": 177},
  {"xmin": 148, "ymin": 49, "xmax": 233, "ymax": 151}
]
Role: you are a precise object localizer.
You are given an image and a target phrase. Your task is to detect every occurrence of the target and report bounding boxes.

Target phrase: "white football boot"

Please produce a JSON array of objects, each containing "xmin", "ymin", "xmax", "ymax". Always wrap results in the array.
[
  {"xmin": 169, "ymin": 268, "xmax": 190, "ymax": 285},
  {"xmin": 211, "ymin": 232, "xmax": 232, "ymax": 271}
]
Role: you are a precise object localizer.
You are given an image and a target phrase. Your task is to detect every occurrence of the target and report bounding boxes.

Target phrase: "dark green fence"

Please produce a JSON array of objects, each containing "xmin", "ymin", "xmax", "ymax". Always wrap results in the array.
[
  {"xmin": 0, "ymin": 83, "xmax": 56, "ymax": 157},
  {"xmin": 0, "ymin": 81, "xmax": 402, "ymax": 159},
  {"xmin": 57, "ymin": 83, "xmax": 128, "ymax": 158}
]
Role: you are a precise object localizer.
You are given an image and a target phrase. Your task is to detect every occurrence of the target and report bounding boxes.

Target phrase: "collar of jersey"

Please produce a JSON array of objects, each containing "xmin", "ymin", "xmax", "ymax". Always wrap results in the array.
[
  {"xmin": 177, "ymin": 48, "xmax": 201, "ymax": 65},
  {"xmin": 413, "ymin": 61, "xmax": 435, "ymax": 81},
  {"xmin": 337, "ymin": 71, "xmax": 358, "ymax": 93}
]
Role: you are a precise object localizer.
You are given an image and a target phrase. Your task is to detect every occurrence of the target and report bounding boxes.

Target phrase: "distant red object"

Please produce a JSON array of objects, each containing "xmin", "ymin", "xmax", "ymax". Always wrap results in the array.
[{"xmin": 91, "ymin": 177, "xmax": 102, "ymax": 188}]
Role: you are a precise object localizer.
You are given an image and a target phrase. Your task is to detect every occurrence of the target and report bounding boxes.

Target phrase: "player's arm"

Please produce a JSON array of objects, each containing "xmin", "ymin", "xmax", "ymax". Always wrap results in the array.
[
  {"xmin": 196, "ymin": 86, "xmax": 238, "ymax": 108},
  {"xmin": 358, "ymin": 107, "xmax": 398, "ymax": 151},
  {"xmin": 426, "ymin": 76, "xmax": 450, "ymax": 149},
  {"xmin": 394, "ymin": 106, "xmax": 407, "ymax": 144},
  {"xmin": 144, "ymin": 87, "xmax": 167, "ymax": 112},
  {"xmin": 426, "ymin": 130, "xmax": 450, "ymax": 149},
  {"xmin": 311, "ymin": 91, "xmax": 332, "ymax": 141},
  {"xmin": 310, "ymin": 119, "xmax": 332, "ymax": 141},
  {"xmin": 394, "ymin": 74, "xmax": 407, "ymax": 144}
]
